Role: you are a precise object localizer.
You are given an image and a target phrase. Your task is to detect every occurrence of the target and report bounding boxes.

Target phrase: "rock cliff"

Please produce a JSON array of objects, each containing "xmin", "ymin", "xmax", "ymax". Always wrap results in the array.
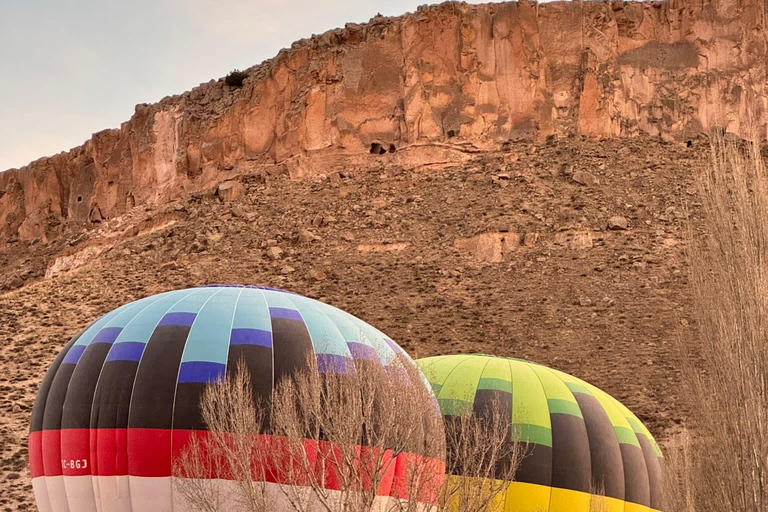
[{"xmin": 1, "ymin": 0, "xmax": 765, "ymax": 243}]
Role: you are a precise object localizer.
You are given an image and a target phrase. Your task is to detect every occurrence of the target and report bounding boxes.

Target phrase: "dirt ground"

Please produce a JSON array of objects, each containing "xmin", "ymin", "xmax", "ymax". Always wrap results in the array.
[{"xmin": 0, "ymin": 135, "xmax": 705, "ymax": 510}]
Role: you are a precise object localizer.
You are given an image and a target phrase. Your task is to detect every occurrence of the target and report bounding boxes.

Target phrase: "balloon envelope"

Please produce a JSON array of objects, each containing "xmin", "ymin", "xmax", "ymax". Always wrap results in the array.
[
  {"xmin": 30, "ymin": 285, "xmax": 440, "ymax": 512},
  {"xmin": 417, "ymin": 354, "xmax": 664, "ymax": 512}
]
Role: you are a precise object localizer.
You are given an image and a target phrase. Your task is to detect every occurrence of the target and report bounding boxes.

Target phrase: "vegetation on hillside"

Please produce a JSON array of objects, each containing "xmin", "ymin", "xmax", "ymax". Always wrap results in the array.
[
  {"xmin": 224, "ymin": 69, "xmax": 247, "ymax": 87},
  {"xmin": 666, "ymin": 136, "xmax": 768, "ymax": 511}
]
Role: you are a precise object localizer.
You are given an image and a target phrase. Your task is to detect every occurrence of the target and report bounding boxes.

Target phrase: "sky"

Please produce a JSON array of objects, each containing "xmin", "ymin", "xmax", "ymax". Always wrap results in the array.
[{"xmin": 0, "ymin": 0, "xmax": 462, "ymax": 171}]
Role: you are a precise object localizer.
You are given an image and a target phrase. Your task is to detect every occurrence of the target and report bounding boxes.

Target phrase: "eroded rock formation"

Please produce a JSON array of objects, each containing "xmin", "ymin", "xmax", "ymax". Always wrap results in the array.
[{"xmin": 2, "ymin": 0, "xmax": 765, "ymax": 243}]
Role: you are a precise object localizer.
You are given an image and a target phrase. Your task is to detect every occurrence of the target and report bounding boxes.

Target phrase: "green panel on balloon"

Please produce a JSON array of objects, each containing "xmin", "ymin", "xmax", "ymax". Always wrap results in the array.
[{"xmin": 416, "ymin": 354, "xmax": 666, "ymax": 512}]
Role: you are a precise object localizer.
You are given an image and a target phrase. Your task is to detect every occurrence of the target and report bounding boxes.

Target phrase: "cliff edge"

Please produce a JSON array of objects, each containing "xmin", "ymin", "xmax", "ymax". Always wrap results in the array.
[{"xmin": 1, "ymin": 0, "xmax": 764, "ymax": 243}]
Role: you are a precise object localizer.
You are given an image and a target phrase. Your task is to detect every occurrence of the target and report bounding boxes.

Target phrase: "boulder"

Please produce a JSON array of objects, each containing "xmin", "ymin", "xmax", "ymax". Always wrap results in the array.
[
  {"xmin": 217, "ymin": 180, "xmax": 245, "ymax": 202},
  {"xmin": 454, "ymin": 233, "xmax": 522, "ymax": 263},
  {"xmin": 4, "ymin": 274, "xmax": 23, "ymax": 290},
  {"xmin": 297, "ymin": 229, "xmax": 317, "ymax": 243},
  {"xmin": 570, "ymin": 231, "xmax": 594, "ymax": 250},
  {"xmin": 266, "ymin": 246, "xmax": 284, "ymax": 260},
  {"xmin": 607, "ymin": 216, "xmax": 629, "ymax": 230},
  {"xmin": 572, "ymin": 171, "xmax": 597, "ymax": 186}
]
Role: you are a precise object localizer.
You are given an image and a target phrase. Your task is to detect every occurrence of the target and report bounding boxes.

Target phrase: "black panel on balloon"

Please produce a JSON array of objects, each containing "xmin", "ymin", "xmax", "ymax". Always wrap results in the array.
[
  {"xmin": 227, "ymin": 345, "xmax": 273, "ymax": 406},
  {"xmin": 473, "ymin": 389, "xmax": 516, "ymax": 479},
  {"xmin": 30, "ymin": 337, "xmax": 77, "ymax": 432},
  {"xmin": 514, "ymin": 443, "xmax": 553, "ymax": 487},
  {"xmin": 62, "ymin": 342, "xmax": 113, "ymax": 429},
  {"xmin": 620, "ymin": 443, "xmax": 651, "ymax": 506},
  {"xmin": 638, "ymin": 435, "xmax": 664, "ymax": 510},
  {"xmin": 227, "ymin": 345, "xmax": 274, "ymax": 433},
  {"xmin": 90, "ymin": 360, "xmax": 140, "ymax": 429},
  {"xmin": 473, "ymin": 389, "xmax": 513, "ymax": 420},
  {"xmin": 173, "ymin": 383, "xmax": 208, "ymax": 430},
  {"xmin": 550, "ymin": 412, "xmax": 592, "ymax": 493},
  {"xmin": 128, "ymin": 325, "xmax": 189, "ymax": 429},
  {"xmin": 42, "ymin": 363, "xmax": 77, "ymax": 430},
  {"xmin": 443, "ymin": 416, "xmax": 472, "ymax": 477},
  {"xmin": 574, "ymin": 392, "xmax": 625, "ymax": 500},
  {"xmin": 271, "ymin": 316, "xmax": 313, "ymax": 386}
]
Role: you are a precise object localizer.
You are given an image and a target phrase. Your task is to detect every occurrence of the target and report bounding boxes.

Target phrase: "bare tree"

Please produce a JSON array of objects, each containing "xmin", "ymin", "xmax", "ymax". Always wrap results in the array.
[
  {"xmin": 588, "ymin": 483, "xmax": 608, "ymax": 512},
  {"xmin": 175, "ymin": 352, "xmax": 524, "ymax": 512},
  {"xmin": 668, "ymin": 134, "xmax": 768, "ymax": 511},
  {"xmin": 435, "ymin": 397, "xmax": 524, "ymax": 512},
  {"xmin": 269, "ymin": 354, "xmax": 445, "ymax": 512},
  {"xmin": 174, "ymin": 354, "xmax": 446, "ymax": 512},
  {"xmin": 663, "ymin": 429, "xmax": 696, "ymax": 512},
  {"xmin": 174, "ymin": 359, "xmax": 271, "ymax": 512}
]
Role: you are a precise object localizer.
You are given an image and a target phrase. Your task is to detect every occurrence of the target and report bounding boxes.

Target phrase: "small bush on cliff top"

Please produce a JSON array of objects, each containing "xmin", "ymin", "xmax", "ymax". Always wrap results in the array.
[{"xmin": 225, "ymin": 69, "xmax": 247, "ymax": 87}]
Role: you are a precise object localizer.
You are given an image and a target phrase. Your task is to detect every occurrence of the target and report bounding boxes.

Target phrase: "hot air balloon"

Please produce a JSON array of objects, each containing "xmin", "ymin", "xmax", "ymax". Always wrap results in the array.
[
  {"xmin": 30, "ymin": 285, "xmax": 443, "ymax": 512},
  {"xmin": 417, "ymin": 354, "xmax": 664, "ymax": 512}
]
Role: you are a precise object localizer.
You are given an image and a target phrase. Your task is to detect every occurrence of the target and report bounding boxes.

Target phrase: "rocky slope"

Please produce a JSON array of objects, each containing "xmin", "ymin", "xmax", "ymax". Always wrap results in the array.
[
  {"xmin": 1, "ymin": 134, "xmax": 705, "ymax": 510},
  {"xmin": 1, "ymin": 0, "xmax": 765, "ymax": 245}
]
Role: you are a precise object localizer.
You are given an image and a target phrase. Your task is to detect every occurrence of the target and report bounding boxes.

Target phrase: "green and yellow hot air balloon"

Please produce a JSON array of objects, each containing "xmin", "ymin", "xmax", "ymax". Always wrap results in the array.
[{"xmin": 417, "ymin": 354, "xmax": 663, "ymax": 512}]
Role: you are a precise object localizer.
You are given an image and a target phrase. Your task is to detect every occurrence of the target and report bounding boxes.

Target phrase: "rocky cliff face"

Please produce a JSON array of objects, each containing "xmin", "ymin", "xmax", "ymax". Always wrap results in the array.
[{"xmin": 1, "ymin": 0, "xmax": 765, "ymax": 243}]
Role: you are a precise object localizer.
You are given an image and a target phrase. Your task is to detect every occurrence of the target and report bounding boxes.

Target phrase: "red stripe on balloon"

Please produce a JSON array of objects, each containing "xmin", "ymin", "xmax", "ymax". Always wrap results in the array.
[
  {"xmin": 28, "ymin": 431, "xmax": 44, "ymax": 478},
  {"xmin": 30, "ymin": 428, "xmax": 445, "ymax": 503},
  {"xmin": 127, "ymin": 428, "xmax": 173, "ymax": 477},
  {"xmin": 91, "ymin": 427, "xmax": 129, "ymax": 476},
  {"xmin": 61, "ymin": 428, "xmax": 90, "ymax": 476},
  {"xmin": 390, "ymin": 451, "xmax": 445, "ymax": 502},
  {"xmin": 41, "ymin": 429, "xmax": 64, "ymax": 477}
]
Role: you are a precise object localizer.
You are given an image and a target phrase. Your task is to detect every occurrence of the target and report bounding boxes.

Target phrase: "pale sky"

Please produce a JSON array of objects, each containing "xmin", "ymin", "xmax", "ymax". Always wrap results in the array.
[{"xmin": 0, "ymin": 0, "xmax": 463, "ymax": 171}]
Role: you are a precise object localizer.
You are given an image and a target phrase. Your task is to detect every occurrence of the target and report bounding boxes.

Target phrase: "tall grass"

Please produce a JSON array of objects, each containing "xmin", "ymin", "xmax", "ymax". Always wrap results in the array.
[{"xmin": 669, "ymin": 135, "xmax": 768, "ymax": 511}]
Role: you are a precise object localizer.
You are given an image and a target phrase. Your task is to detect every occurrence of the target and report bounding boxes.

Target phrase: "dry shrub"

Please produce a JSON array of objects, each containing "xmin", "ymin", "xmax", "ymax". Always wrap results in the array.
[
  {"xmin": 670, "ymin": 134, "xmax": 768, "ymax": 511},
  {"xmin": 174, "ymin": 359, "xmax": 271, "ymax": 511},
  {"xmin": 588, "ymin": 483, "xmax": 609, "ymax": 512},
  {"xmin": 269, "ymin": 355, "xmax": 445, "ymax": 512},
  {"xmin": 437, "ymin": 398, "xmax": 524, "ymax": 512},
  {"xmin": 175, "ymin": 354, "xmax": 446, "ymax": 512},
  {"xmin": 175, "ymin": 353, "xmax": 524, "ymax": 512},
  {"xmin": 224, "ymin": 69, "xmax": 247, "ymax": 87},
  {"xmin": 663, "ymin": 429, "xmax": 696, "ymax": 512}
]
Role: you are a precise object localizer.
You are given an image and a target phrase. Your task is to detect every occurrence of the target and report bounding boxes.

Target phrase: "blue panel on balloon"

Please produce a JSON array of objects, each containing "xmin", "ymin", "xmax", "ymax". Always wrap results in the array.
[
  {"xmin": 158, "ymin": 312, "xmax": 197, "ymax": 327},
  {"xmin": 106, "ymin": 342, "xmax": 145, "ymax": 362},
  {"xmin": 229, "ymin": 328, "xmax": 272, "ymax": 347},
  {"xmin": 316, "ymin": 353, "xmax": 353, "ymax": 374},
  {"xmin": 92, "ymin": 327, "xmax": 123, "ymax": 344},
  {"xmin": 269, "ymin": 307, "xmax": 303, "ymax": 321},
  {"xmin": 347, "ymin": 342, "xmax": 378, "ymax": 361},
  {"xmin": 177, "ymin": 361, "xmax": 226, "ymax": 383},
  {"xmin": 62, "ymin": 345, "xmax": 87, "ymax": 365}
]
